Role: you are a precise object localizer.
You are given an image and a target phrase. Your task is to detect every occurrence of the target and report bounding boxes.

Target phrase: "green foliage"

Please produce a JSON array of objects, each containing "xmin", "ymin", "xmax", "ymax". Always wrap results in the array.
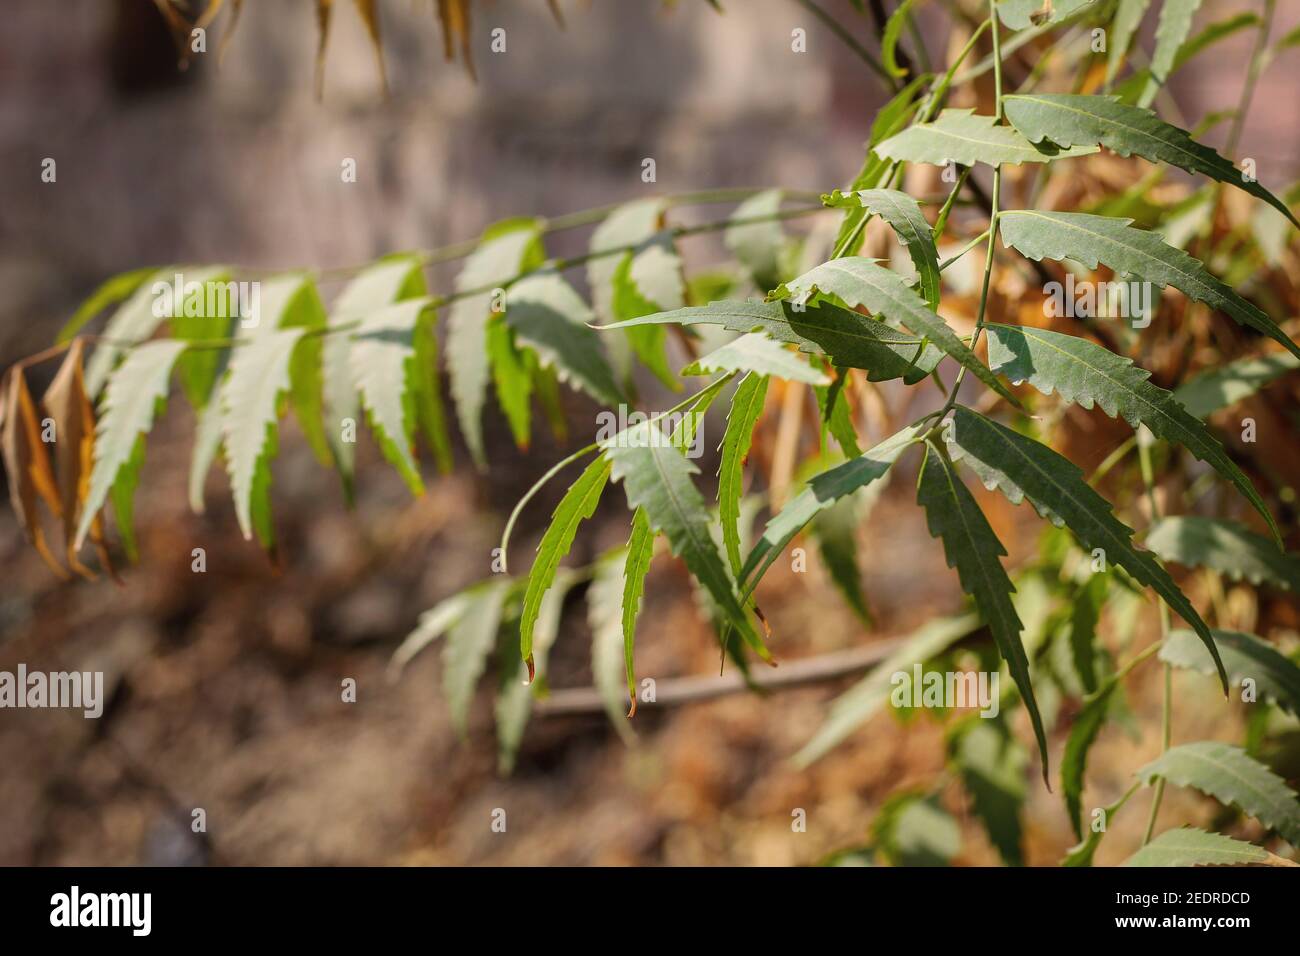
[
  {"xmin": 1122, "ymin": 827, "xmax": 1289, "ymax": 867},
  {"xmin": 824, "ymin": 189, "xmax": 941, "ymax": 310},
  {"xmin": 1145, "ymin": 516, "xmax": 1300, "ymax": 592},
  {"xmin": 1160, "ymin": 629, "xmax": 1300, "ymax": 715},
  {"xmin": 874, "ymin": 109, "xmax": 1098, "ymax": 167}
]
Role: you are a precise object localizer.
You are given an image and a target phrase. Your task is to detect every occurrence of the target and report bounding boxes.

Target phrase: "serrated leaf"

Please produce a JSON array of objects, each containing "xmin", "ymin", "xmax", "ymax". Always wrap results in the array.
[
  {"xmin": 59, "ymin": 267, "xmax": 157, "ymax": 345},
  {"xmin": 166, "ymin": 268, "xmax": 235, "ymax": 411},
  {"xmin": 602, "ymin": 420, "xmax": 769, "ymax": 662},
  {"xmin": 220, "ymin": 326, "xmax": 309, "ymax": 546},
  {"xmin": 1145, "ymin": 515, "xmax": 1300, "ymax": 592},
  {"xmin": 391, "ymin": 588, "xmax": 478, "ymax": 675},
  {"xmin": 588, "ymin": 549, "xmax": 637, "ymax": 742},
  {"xmin": 520, "ymin": 455, "xmax": 610, "ymax": 668},
  {"xmin": 682, "ymin": 332, "xmax": 827, "ymax": 384},
  {"xmin": 324, "ymin": 255, "xmax": 426, "ymax": 493},
  {"xmin": 825, "ymin": 189, "xmax": 941, "ymax": 310},
  {"xmin": 1068, "ymin": 572, "xmax": 1108, "ymax": 694},
  {"xmin": 1138, "ymin": 741, "xmax": 1300, "ymax": 845},
  {"xmin": 872, "ymin": 793, "xmax": 961, "ymax": 867},
  {"xmin": 1062, "ymin": 680, "xmax": 1118, "ymax": 839},
  {"xmin": 2, "ymin": 368, "xmax": 66, "ymax": 576},
  {"xmin": 1114, "ymin": 12, "xmax": 1257, "ymax": 103},
  {"xmin": 1161, "ymin": 629, "xmax": 1300, "ymax": 715},
  {"xmin": 486, "ymin": 318, "xmax": 533, "ymax": 449},
  {"xmin": 997, "ymin": 0, "xmax": 1096, "ymax": 30},
  {"xmin": 998, "ymin": 210, "xmax": 1300, "ymax": 361},
  {"xmin": 880, "ymin": 0, "xmax": 915, "ymax": 78},
  {"xmin": 775, "ymin": 257, "xmax": 1022, "ymax": 406},
  {"xmin": 742, "ymin": 423, "xmax": 921, "ymax": 594},
  {"xmin": 718, "ymin": 372, "xmax": 768, "ymax": 577},
  {"xmin": 444, "ymin": 579, "xmax": 511, "ymax": 737},
  {"xmin": 505, "ymin": 272, "xmax": 622, "ymax": 408},
  {"xmin": 874, "ymin": 109, "xmax": 1099, "ymax": 168},
  {"xmin": 916, "ymin": 443, "xmax": 1050, "ymax": 780},
  {"xmin": 950, "ymin": 718, "xmax": 1028, "ymax": 866},
  {"xmin": 1003, "ymin": 94, "xmax": 1299, "ymax": 229},
  {"xmin": 726, "ymin": 189, "xmax": 785, "ymax": 291},
  {"xmin": 1172, "ymin": 353, "xmax": 1299, "ymax": 419},
  {"xmin": 1106, "ymin": 0, "xmax": 1151, "ymax": 88},
  {"xmin": 1123, "ymin": 827, "xmax": 1294, "ymax": 866},
  {"xmin": 348, "ymin": 298, "xmax": 435, "ymax": 496},
  {"xmin": 621, "ymin": 508, "xmax": 654, "ymax": 713},
  {"xmin": 84, "ymin": 267, "xmax": 173, "ymax": 396},
  {"xmin": 40, "ymin": 340, "xmax": 101, "ymax": 576},
  {"xmin": 811, "ymin": 491, "xmax": 872, "ymax": 626},
  {"xmin": 984, "ymin": 323, "xmax": 1279, "ymax": 542},
  {"xmin": 949, "ymin": 406, "xmax": 1226, "ymax": 689},
  {"xmin": 1138, "ymin": 0, "xmax": 1205, "ymax": 108},
  {"xmin": 76, "ymin": 340, "xmax": 189, "ymax": 550},
  {"xmin": 600, "ymin": 298, "xmax": 943, "ymax": 385},
  {"xmin": 615, "ymin": 237, "xmax": 685, "ymax": 390}
]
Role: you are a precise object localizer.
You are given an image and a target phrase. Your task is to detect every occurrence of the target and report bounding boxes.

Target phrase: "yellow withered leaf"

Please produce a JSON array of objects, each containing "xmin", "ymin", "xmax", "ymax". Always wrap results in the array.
[
  {"xmin": 1, "ymin": 366, "xmax": 68, "ymax": 578},
  {"xmin": 436, "ymin": 0, "xmax": 475, "ymax": 81},
  {"xmin": 41, "ymin": 340, "xmax": 103, "ymax": 579},
  {"xmin": 352, "ymin": 0, "xmax": 390, "ymax": 96},
  {"xmin": 315, "ymin": 0, "xmax": 334, "ymax": 99}
]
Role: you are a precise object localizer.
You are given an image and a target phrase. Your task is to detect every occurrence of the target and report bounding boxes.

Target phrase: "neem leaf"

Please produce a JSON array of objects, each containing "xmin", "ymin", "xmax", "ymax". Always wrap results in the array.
[
  {"xmin": 1145, "ymin": 515, "xmax": 1300, "ymax": 592},
  {"xmin": 874, "ymin": 109, "xmax": 1098, "ymax": 167},
  {"xmin": 1160, "ymin": 628, "xmax": 1300, "ymax": 715},
  {"xmin": 718, "ymin": 371, "xmax": 769, "ymax": 576},
  {"xmin": 825, "ymin": 189, "xmax": 941, "ymax": 310},
  {"xmin": 1172, "ymin": 353, "xmax": 1299, "ymax": 419},
  {"xmin": 1122, "ymin": 827, "xmax": 1293, "ymax": 867},
  {"xmin": 682, "ymin": 332, "xmax": 828, "ymax": 384}
]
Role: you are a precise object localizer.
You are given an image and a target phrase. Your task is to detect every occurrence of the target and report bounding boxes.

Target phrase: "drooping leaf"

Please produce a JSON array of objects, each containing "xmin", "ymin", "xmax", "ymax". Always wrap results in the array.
[
  {"xmin": 434, "ymin": 0, "xmax": 475, "ymax": 79},
  {"xmin": 775, "ymin": 257, "xmax": 1022, "ymax": 406},
  {"xmin": 1137, "ymin": 741, "xmax": 1300, "ymax": 845},
  {"xmin": 621, "ymin": 508, "xmax": 654, "ymax": 714},
  {"xmin": 984, "ymin": 323, "xmax": 1279, "ymax": 542},
  {"xmin": 602, "ymin": 420, "xmax": 770, "ymax": 662},
  {"xmin": 59, "ymin": 267, "xmax": 156, "ymax": 344},
  {"xmin": 1106, "ymin": 0, "xmax": 1151, "ymax": 88},
  {"xmin": 1003, "ymin": 94, "xmax": 1299, "ymax": 228},
  {"xmin": 519, "ymin": 455, "xmax": 611, "ymax": 670},
  {"xmin": 1122, "ymin": 827, "xmax": 1295, "ymax": 867},
  {"xmin": 324, "ymin": 255, "xmax": 427, "ymax": 493},
  {"xmin": 390, "ymin": 588, "xmax": 479, "ymax": 675},
  {"xmin": 718, "ymin": 372, "xmax": 769, "ymax": 577},
  {"xmin": 1145, "ymin": 515, "xmax": 1300, "ymax": 592},
  {"xmin": 950, "ymin": 718, "xmax": 1028, "ymax": 866},
  {"xmin": 83, "ymin": 267, "xmax": 172, "ymax": 396},
  {"xmin": 880, "ymin": 0, "xmax": 916, "ymax": 78},
  {"xmin": 443, "ymin": 579, "xmax": 511, "ymax": 737},
  {"xmin": 948, "ymin": 406, "xmax": 1227, "ymax": 690},
  {"xmin": 486, "ymin": 317, "xmax": 533, "ymax": 449},
  {"xmin": 1062, "ymin": 679, "xmax": 1119, "ymax": 839},
  {"xmin": 1172, "ymin": 353, "xmax": 1299, "ymax": 419},
  {"xmin": 40, "ymin": 341, "xmax": 102, "ymax": 576},
  {"xmin": 871, "ymin": 793, "xmax": 961, "ymax": 867},
  {"xmin": 824, "ymin": 189, "xmax": 941, "ymax": 310},
  {"xmin": 998, "ymin": 210, "xmax": 1300, "ymax": 361},
  {"xmin": 1160, "ymin": 629, "xmax": 1300, "ymax": 715},
  {"xmin": 810, "ymin": 489, "xmax": 872, "ymax": 626},
  {"xmin": 916, "ymin": 442, "xmax": 1050, "ymax": 780},
  {"xmin": 814, "ymin": 369, "xmax": 862, "ymax": 458},
  {"xmin": 167, "ymin": 268, "xmax": 235, "ymax": 411},
  {"xmin": 682, "ymin": 332, "xmax": 828, "ymax": 384},
  {"xmin": 1067, "ymin": 572, "xmax": 1108, "ymax": 694},
  {"xmin": 874, "ymin": 109, "xmax": 1099, "ymax": 168},
  {"xmin": 1138, "ymin": 0, "xmax": 1205, "ymax": 109},
  {"xmin": 349, "ymin": 298, "xmax": 436, "ymax": 496},
  {"xmin": 351, "ymin": 0, "xmax": 388, "ymax": 96},
  {"xmin": 75, "ymin": 340, "xmax": 189, "ymax": 550},
  {"xmin": 505, "ymin": 272, "xmax": 622, "ymax": 409},
  {"xmin": 742, "ymin": 424, "xmax": 921, "ymax": 595},
  {"xmin": 1115, "ymin": 12, "xmax": 1258, "ymax": 102},
  {"xmin": 2, "ymin": 368, "xmax": 66, "ymax": 576},
  {"xmin": 587, "ymin": 548, "xmax": 637, "ymax": 742},
  {"xmin": 220, "ymin": 326, "xmax": 310, "ymax": 546},
  {"xmin": 725, "ymin": 189, "xmax": 785, "ymax": 291},
  {"xmin": 600, "ymin": 298, "xmax": 942, "ymax": 385}
]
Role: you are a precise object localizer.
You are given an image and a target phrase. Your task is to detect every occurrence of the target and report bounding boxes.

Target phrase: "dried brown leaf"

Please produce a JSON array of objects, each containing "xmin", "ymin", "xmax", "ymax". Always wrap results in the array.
[{"xmin": 2, "ymin": 367, "xmax": 68, "ymax": 578}]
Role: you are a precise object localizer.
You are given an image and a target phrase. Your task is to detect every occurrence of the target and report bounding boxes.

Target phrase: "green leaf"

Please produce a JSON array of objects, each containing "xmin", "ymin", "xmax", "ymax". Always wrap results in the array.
[
  {"xmin": 682, "ymin": 332, "xmax": 828, "ymax": 384},
  {"xmin": 1161, "ymin": 629, "xmax": 1300, "ymax": 715},
  {"xmin": 348, "ymin": 298, "xmax": 436, "ymax": 496},
  {"xmin": 950, "ymin": 718, "xmax": 1027, "ymax": 866},
  {"xmin": 60, "ymin": 267, "xmax": 157, "ymax": 345},
  {"xmin": 519, "ymin": 456, "xmax": 611, "ymax": 668},
  {"xmin": 742, "ymin": 424, "xmax": 922, "ymax": 595},
  {"xmin": 825, "ymin": 189, "xmax": 942, "ymax": 310},
  {"xmin": 874, "ymin": 109, "xmax": 1099, "ymax": 168},
  {"xmin": 1122, "ymin": 827, "xmax": 1291, "ymax": 867},
  {"xmin": 269, "ymin": 274, "xmax": 334, "ymax": 466},
  {"xmin": 324, "ymin": 255, "xmax": 427, "ymax": 493},
  {"xmin": 1062, "ymin": 680, "xmax": 1119, "ymax": 839},
  {"xmin": 872, "ymin": 793, "xmax": 961, "ymax": 866},
  {"xmin": 1145, "ymin": 515, "xmax": 1300, "ymax": 592},
  {"xmin": 916, "ymin": 442, "xmax": 1051, "ymax": 780},
  {"xmin": 948, "ymin": 406, "xmax": 1227, "ymax": 690},
  {"xmin": 220, "ymin": 326, "xmax": 309, "ymax": 546},
  {"xmin": 811, "ymin": 490, "xmax": 872, "ymax": 627},
  {"xmin": 602, "ymin": 420, "xmax": 770, "ymax": 662},
  {"xmin": 621, "ymin": 508, "xmax": 655, "ymax": 712},
  {"xmin": 814, "ymin": 371, "xmax": 862, "ymax": 458},
  {"xmin": 796, "ymin": 614, "xmax": 979, "ymax": 766},
  {"xmin": 1137, "ymin": 741, "xmax": 1300, "ymax": 844},
  {"xmin": 984, "ymin": 323, "xmax": 1279, "ymax": 542},
  {"xmin": 76, "ymin": 340, "xmax": 189, "ymax": 549},
  {"xmin": 1003, "ymin": 94, "xmax": 1299, "ymax": 229},
  {"xmin": 447, "ymin": 222, "xmax": 542, "ymax": 469},
  {"xmin": 84, "ymin": 268, "xmax": 174, "ymax": 396},
  {"xmin": 774, "ymin": 257, "xmax": 1022, "ymax": 407},
  {"xmin": 391, "ymin": 589, "xmax": 479, "ymax": 674},
  {"xmin": 997, "ymin": 0, "xmax": 1096, "ymax": 30},
  {"xmin": 1115, "ymin": 13, "xmax": 1261, "ymax": 103},
  {"xmin": 486, "ymin": 318, "xmax": 533, "ymax": 449},
  {"xmin": 505, "ymin": 272, "xmax": 623, "ymax": 408},
  {"xmin": 718, "ymin": 372, "xmax": 769, "ymax": 576},
  {"xmin": 1106, "ymin": 0, "xmax": 1152, "ymax": 88},
  {"xmin": 601, "ymin": 298, "xmax": 942, "ymax": 385},
  {"xmin": 443, "ymin": 579, "xmax": 512, "ymax": 737},
  {"xmin": 881, "ymin": 0, "xmax": 915, "ymax": 78},
  {"xmin": 1138, "ymin": 0, "xmax": 1205, "ymax": 108},
  {"xmin": 411, "ymin": 302, "xmax": 453, "ymax": 473},
  {"xmin": 614, "ymin": 236, "xmax": 686, "ymax": 390},
  {"xmin": 1064, "ymin": 785, "xmax": 1138, "ymax": 866},
  {"xmin": 587, "ymin": 549, "xmax": 637, "ymax": 741},
  {"xmin": 725, "ymin": 189, "xmax": 785, "ymax": 291},
  {"xmin": 998, "ymin": 210, "xmax": 1300, "ymax": 361},
  {"xmin": 1172, "ymin": 353, "xmax": 1299, "ymax": 419}
]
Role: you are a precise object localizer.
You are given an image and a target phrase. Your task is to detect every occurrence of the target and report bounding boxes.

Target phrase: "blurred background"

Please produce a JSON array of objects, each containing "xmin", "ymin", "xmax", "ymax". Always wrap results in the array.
[{"xmin": 1, "ymin": 0, "xmax": 1299, "ymax": 866}]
